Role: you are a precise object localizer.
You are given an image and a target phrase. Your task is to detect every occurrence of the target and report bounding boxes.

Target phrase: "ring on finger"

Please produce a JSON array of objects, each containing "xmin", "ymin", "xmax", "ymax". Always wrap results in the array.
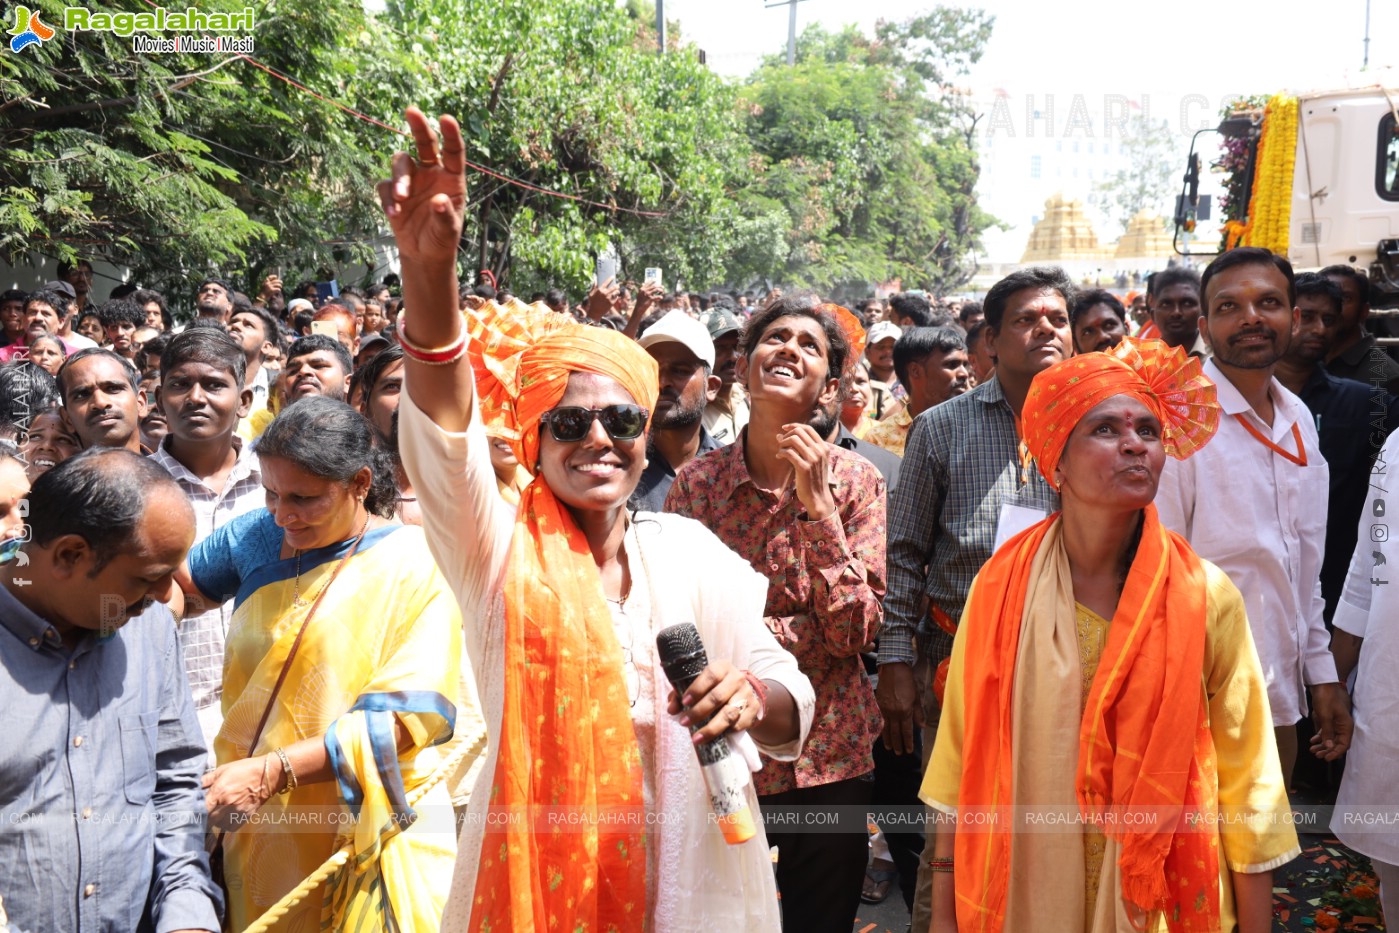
[
  {"xmin": 418, "ymin": 157, "xmax": 440, "ymax": 168},
  {"xmin": 726, "ymin": 697, "xmax": 748, "ymax": 719}
]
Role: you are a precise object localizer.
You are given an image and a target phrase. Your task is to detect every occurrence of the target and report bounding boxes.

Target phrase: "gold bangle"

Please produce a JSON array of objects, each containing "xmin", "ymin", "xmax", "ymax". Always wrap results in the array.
[{"xmin": 274, "ymin": 747, "xmax": 298, "ymax": 794}]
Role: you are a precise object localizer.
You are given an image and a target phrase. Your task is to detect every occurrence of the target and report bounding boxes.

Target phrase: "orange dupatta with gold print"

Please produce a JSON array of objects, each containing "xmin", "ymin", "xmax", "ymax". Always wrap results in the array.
[
  {"xmin": 465, "ymin": 303, "xmax": 659, "ymax": 932},
  {"xmin": 953, "ymin": 505, "xmax": 1221, "ymax": 933}
]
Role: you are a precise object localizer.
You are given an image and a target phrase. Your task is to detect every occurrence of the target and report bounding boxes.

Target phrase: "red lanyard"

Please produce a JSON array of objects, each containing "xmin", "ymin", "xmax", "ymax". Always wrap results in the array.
[{"xmin": 1233, "ymin": 415, "xmax": 1308, "ymax": 467}]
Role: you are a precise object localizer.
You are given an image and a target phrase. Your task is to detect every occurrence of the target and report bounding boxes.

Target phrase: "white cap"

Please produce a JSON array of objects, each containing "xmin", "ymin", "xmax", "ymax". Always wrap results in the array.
[
  {"xmin": 287, "ymin": 297, "xmax": 315, "ymax": 314},
  {"xmin": 867, "ymin": 321, "xmax": 903, "ymax": 346},
  {"xmin": 638, "ymin": 310, "xmax": 715, "ymax": 369}
]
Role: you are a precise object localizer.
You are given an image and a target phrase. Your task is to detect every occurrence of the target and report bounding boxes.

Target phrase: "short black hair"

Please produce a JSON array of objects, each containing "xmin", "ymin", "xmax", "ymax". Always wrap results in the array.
[
  {"xmin": 545, "ymin": 288, "xmax": 567, "ymax": 307},
  {"xmin": 1, "ymin": 288, "xmax": 29, "ymax": 306},
  {"xmin": 0, "ymin": 361, "xmax": 59, "ymax": 438},
  {"xmin": 892, "ymin": 326, "xmax": 967, "ymax": 388},
  {"xmin": 56, "ymin": 259, "xmax": 93, "ymax": 278},
  {"xmin": 26, "ymin": 447, "xmax": 185, "ymax": 573},
  {"xmin": 1200, "ymin": 248, "xmax": 1295, "ymax": 312},
  {"xmin": 740, "ymin": 292, "xmax": 850, "ymax": 383},
  {"xmin": 1319, "ymin": 264, "xmax": 1372, "ymax": 306},
  {"xmin": 888, "ymin": 292, "xmax": 934, "ymax": 328},
  {"xmin": 107, "ymin": 283, "xmax": 137, "ymax": 301},
  {"xmin": 286, "ymin": 333, "xmax": 353, "ymax": 376},
  {"xmin": 957, "ymin": 300, "xmax": 983, "ymax": 325},
  {"xmin": 1070, "ymin": 289, "xmax": 1127, "ymax": 328},
  {"xmin": 255, "ymin": 397, "xmax": 398, "ymax": 518},
  {"xmin": 131, "ymin": 288, "xmax": 171, "ymax": 331},
  {"xmin": 98, "ymin": 298, "xmax": 146, "ymax": 330},
  {"xmin": 1295, "ymin": 272, "xmax": 1343, "ymax": 317},
  {"xmin": 25, "ymin": 288, "xmax": 74, "ymax": 322},
  {"xmin": 197, "ymin": 276, "xmax": 234, "ymax": 297},
  {"xmin": 983, "ymin": 266, "xmax": 1076, "ymax": 332},
  {"xmin": 56, "ymin": 348, "xmax": 141, "ymax": 405},
  {"xmin": 160, "ymin": 327, "xmax": 247, "ymax": 388},
  {"xmin": 141, "ymin": 333, "xmax": 172, "ymax": 364},
  {"xmin": 1149, "ymin": 266, "xmax": 1202, "ymax": 299},
  {"xmin": 965, "ymin": 319, "xmax": 990, "ymax": 350},
  {"xmin": 230, "ymin": 305, "xmax": 281, "ymax": 349}
]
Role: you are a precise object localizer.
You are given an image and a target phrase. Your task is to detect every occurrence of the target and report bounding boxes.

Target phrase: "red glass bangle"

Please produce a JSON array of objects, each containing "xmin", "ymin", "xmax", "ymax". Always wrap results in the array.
[
  {"xmin": 742, "ymin": 670, "xmax": 770, "ymax": 722},
  {"xmin": 399, "ymin": 320, "xmax": 466, "ymax": 364}
]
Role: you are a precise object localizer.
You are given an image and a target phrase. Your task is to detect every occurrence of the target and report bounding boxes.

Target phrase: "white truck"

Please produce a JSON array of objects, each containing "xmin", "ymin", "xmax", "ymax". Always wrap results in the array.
[{"xmin": 1174, "ymin": 84, "xmax": 1399, "ymax": 308}]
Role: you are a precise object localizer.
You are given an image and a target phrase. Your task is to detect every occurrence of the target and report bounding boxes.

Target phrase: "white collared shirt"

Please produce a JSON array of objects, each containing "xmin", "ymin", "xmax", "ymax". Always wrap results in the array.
[{"xmin": 1157, "ymin": 358, "xmax": 1336, "ymax": 725}]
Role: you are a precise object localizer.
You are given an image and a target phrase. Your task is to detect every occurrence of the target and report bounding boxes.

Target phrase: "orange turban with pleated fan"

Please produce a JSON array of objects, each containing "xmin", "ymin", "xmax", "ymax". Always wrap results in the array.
[{"xmin": 1022, "ymin": 337, "xmax": 1219, "ymax": 491}]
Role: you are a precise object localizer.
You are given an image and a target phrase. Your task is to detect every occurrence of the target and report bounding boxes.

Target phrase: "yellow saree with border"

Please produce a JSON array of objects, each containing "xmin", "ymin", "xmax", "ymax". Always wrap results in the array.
[{"xmin": 214, "ymin": 522, "xmax": 463, "ymax": 933}]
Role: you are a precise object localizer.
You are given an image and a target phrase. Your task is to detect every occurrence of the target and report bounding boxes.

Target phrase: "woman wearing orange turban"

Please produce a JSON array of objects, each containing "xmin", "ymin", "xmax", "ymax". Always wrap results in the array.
[
  {"xmin": 921, "ymin": 339, "xmax": 1299, "ymax": 933},
  {"xmin": 380, "ymin": 108, "xmax": 815, "ymax": 932}
]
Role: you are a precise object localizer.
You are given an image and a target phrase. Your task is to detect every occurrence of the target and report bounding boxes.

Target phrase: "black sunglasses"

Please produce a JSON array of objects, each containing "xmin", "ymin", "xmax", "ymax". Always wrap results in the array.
[{"xmin": 540, "ymin": 404, "xmax": 649, "ymax": 443}]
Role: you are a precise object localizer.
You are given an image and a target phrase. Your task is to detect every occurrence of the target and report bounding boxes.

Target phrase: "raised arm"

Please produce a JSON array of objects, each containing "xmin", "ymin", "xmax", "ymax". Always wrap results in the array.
[{"xmin": 377, "ymin": 107, "xmax": 474, "ymax": 433}]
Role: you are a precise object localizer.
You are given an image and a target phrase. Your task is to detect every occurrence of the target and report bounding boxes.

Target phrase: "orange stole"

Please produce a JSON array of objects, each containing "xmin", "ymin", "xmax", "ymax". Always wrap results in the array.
[{"xmin": 954, "ymin": 505, "xmax": 1220, "ymax": 933}]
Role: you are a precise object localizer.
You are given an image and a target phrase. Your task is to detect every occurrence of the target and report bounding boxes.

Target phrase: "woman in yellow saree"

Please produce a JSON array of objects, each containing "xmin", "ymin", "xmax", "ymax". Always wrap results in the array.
[{"xmin": 187, "ymin": 397, "xmax": 465, "ymax": 932}]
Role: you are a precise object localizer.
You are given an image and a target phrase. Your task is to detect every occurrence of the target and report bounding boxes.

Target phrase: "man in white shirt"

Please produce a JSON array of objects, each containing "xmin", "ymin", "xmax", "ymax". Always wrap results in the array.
[{"xmin": 1156, "ymin": 247, "xmax": 1352, "ymax": 786}]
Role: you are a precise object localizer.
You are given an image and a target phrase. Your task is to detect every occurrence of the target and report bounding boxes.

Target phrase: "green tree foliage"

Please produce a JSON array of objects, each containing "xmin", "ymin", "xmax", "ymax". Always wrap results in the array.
[
  {"xmin": 2, "ymin": 0, "xmax": 996, "ymax": 300},
  {"xmin": 387, "ymin": 0, "xmax": 746, "ymax": 295},
  {"xmin": 1092, "ymin": 115, "xmax": 1179, "ymax": 234},
  {"xmin": 736, "ymin": 11, "xmax": 997, "ymax": 294},
  {"xmin": 1, "ymin": 0, "xmax": 419, "ymax": 299}
]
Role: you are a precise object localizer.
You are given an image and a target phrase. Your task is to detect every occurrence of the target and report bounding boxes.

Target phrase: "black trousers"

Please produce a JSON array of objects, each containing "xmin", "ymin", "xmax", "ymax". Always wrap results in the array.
[
  {"xmin": 870, "ymin": 736, "xmax": 925, "ymax": 911},
  {"xmin": 761, "ymin": 777, "xmax": 872, "ymax": 933}
]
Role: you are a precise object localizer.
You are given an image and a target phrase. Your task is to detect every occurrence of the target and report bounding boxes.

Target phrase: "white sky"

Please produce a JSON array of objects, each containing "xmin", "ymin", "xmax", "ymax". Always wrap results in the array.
[
  {"xmin": 663, "ymin": 0, "xmax": 1398, "ymax": 262},
  {"xmin": 670, "ymin": 0, "xmax": 1397, "ymax": 99}
]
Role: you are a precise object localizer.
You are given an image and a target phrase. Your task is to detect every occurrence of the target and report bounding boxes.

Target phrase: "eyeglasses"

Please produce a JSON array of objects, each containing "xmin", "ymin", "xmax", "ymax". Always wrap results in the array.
[{"xmin": 540, "ymin": 404, "xmax": 649, "ymax": 443}]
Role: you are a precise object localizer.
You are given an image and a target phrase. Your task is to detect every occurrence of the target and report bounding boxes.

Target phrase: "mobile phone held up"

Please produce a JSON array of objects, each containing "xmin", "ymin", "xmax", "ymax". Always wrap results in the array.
[
  {"xmin": 595, "ymin": 257, "xmax": 618, "ymax": 288},
  {"xmin": 644, "ymin": 267, "xmax": 662, "ymax": 289}
]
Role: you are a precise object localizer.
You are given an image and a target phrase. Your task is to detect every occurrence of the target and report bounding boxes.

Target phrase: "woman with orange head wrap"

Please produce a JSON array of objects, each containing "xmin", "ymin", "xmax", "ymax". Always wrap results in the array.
[
  {"xmin": 920, "ymin": 339, "xmax": 1299, "ymax": 933},
  {"xmin": 380, "ymin": 108, "xmax": 814, "ymax": 933}
]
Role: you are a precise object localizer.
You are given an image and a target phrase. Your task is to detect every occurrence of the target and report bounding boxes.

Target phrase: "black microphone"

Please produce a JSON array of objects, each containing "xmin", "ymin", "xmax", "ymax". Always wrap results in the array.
[{"xmin": 656, "ymin": 622, "xmax": 757, "ymax": 844}]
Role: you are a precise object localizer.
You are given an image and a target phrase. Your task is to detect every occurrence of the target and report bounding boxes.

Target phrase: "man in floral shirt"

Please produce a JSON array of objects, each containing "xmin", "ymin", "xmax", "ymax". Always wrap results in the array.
[{"xmin": 666, "ymin": 294, "xmax": 886, "ymax": 933}]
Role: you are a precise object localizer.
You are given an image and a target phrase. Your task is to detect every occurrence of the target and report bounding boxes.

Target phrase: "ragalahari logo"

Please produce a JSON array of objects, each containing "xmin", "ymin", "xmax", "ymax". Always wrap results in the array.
[{"xmin": 9, "ymin": 6, "xmax": 55, "ymax": 52}]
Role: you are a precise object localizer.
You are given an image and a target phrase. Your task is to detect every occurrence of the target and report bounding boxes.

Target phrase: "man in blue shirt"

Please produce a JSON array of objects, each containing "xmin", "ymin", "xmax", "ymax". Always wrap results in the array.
[{"xmin": 0, "ymin": 448, "xmax": 220, "ymax": 933}]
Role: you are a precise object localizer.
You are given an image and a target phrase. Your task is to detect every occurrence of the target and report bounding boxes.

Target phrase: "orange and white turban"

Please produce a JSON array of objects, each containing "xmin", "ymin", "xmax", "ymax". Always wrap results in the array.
[{"xmin": 1022, "ymin": 338, "xmax": 1220, "ymax": 490}]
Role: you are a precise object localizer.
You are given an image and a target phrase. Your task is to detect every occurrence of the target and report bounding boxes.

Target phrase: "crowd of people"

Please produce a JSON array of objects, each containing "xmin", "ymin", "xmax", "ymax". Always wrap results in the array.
[{"xmin": 0, "ymin": 106, "xmax": 1395, "ymax": 933}]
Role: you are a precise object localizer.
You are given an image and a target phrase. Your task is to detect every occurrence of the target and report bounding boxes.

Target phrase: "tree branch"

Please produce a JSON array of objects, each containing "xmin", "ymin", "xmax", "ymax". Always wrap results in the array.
[{"xmin": 12, "ymin": 55, "xmax": 242, "ymax": 122}]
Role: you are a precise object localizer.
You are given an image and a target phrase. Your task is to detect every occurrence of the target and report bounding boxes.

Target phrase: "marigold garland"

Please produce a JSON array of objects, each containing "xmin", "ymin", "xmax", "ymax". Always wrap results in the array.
[{"xmin": 1239, "ymin": 94, "xmax": 1298, "ymax": 255}]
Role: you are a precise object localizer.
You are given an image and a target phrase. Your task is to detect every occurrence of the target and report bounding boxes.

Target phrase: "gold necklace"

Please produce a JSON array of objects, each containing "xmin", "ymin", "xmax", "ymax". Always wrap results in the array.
[{"xmin": 291, "ymin": 511, "xmax": 371, "ymax": 608}]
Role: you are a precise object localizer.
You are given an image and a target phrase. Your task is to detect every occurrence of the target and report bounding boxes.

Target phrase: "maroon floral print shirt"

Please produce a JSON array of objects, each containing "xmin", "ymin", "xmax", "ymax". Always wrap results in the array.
[{"xmin": 664, "ymin": 429, "xmax": 887, "ymax": 794}]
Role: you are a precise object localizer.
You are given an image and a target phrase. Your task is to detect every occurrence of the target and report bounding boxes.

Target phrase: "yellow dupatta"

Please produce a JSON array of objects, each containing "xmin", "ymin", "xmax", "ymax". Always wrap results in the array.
[{"xmin": 216, "ymin": 522, "xmax": 462, "ymax": 932}]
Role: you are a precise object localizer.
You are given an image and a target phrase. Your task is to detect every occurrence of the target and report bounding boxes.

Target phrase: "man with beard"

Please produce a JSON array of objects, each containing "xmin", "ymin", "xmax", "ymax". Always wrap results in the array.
[
  {"xmin": 865, "ymin": 326, "xmax": 970, "ymax": 458},
  {"xmin": 879, "ymin": 267, "xmax": 1070, "ymax": 932},
  {"xmin": 149, "ymin": 329, "xmax": 262, "ymax": 748},
  {"xmin": 863, "ymin": 321, "xmax": 902, "ymax": 418},
  {"xmin": 1273, "ymin": 272, "xmax": 1399, "ymax": 620},
  {"xmin": 244, "ymin": 335, "xmax": 352, "ymax": 440},
  {"xmin": 0, "ymin": 449, "xmax": 221, "ymax": 933},
  {"xmin": 1069, "ymin": 288, "xmax": 1128, "ymax": 354},
  {"xmin": 700, "ymin": 306, "xmax": 749, "ymax": 445},
  {"xmin": 57, "ymin": 258, "xmax": 95, "ymax": 316},
  {"xmin": 632, "ymin": 311, "xmax": 721, "ymax": 511},
  {"xmin": 57, "ymin": 349, "xmax": 147, "ymax": 453},
  {"xmin": 193, "ymin": 277, "xmax": 234, "ymax": 325},
  {"xmin": 1157, "ymin": 248, "xmax": 1352, "ymax": 793},
  {"xmin": 1147, "ymin": 266, "xmax": 1209, "ymax": 357},
  {"xmin": 226, "ymin": 306, "xmax": 280, "ymax": 416}
]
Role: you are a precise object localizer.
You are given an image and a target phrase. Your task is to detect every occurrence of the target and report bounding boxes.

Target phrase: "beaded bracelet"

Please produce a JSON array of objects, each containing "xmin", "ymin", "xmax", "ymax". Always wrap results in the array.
[
  {"xmin": 928, "ymin": 856, "xmax": 954, "ymax": 873},
  {"xmin": 742, "ymin": 670, "xmax": 770, "ymax": 722},
  {"xmin": 399, "ymin": 321, "xmax": 467, "ymax": 365}
]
